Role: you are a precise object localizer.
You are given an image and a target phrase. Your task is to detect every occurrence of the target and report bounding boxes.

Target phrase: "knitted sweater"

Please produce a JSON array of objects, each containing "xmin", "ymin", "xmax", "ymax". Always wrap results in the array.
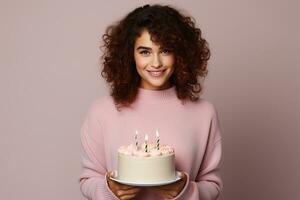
[{"xmin": 79, "ymin": 86, "xmax": 223, "ymax": 200}]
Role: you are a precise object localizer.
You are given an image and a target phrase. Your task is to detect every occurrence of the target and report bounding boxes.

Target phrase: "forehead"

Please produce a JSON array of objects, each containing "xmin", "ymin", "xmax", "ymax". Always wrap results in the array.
[{"xmin": 134, "ymin": 30, "xmax": 161, "ymax": 49}]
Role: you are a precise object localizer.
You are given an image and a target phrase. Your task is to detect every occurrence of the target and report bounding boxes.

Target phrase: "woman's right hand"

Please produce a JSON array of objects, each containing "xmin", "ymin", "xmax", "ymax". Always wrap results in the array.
[{"xmin": 107, "ymin": 171, "xmax": 141, "ymax": 200}]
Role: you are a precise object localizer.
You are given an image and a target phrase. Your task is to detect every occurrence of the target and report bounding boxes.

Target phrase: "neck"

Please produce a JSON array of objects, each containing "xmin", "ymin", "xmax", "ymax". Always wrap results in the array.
[
  {"xmin": 139, "ymin": 82, "xmax": 172, "ymax": 91},
  {"xmin": 134, "ymin": 85, "xmax": 178, "ymax": 105}
]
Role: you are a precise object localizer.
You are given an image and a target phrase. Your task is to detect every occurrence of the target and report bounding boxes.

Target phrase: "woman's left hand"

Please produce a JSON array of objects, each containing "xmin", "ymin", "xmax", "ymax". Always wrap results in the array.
[{"xmin": 149, "ymin": 173, "xmax": 187, "ymax": 199}]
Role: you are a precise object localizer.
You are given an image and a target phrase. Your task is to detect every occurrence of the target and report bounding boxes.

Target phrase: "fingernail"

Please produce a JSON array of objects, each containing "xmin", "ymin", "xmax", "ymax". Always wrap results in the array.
[{"xmin": 109, "ymin": 171, "xmax": 114, "ymax": 177}]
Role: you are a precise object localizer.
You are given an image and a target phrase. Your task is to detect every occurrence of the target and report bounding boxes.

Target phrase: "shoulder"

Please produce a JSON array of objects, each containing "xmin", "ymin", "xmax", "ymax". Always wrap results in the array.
[
  {"xmin": 85, "ymin": 95, "xmax": 117, "ymax": 119},
  {"xmin": 186, "ymin": 98, "xmax": 219, "ymax": 119},
  {"xmin": 90, "ymin": 95, "xmax": 114, "ymax": 109},
  {"xmin": 191, "ymin": 98, "xmax": 222, "ymax": 139}
]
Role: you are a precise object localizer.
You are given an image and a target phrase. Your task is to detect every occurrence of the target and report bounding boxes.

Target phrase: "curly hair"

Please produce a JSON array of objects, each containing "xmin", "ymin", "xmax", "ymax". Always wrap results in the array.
[{"xmin": 100, "ymin": 4, "xmax": 210, "ymax": 109}]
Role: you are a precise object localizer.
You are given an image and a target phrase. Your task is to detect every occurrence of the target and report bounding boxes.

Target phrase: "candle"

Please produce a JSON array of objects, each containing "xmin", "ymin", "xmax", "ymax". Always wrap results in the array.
[
  {"xmin": 135, "ymin": 130, "xmax": 138, "ymax": 150},
  {"xmin": 156, "ymin": 130, "xmax": 160, "ymax": 150},
  {"xmin": 145, "ymin": 134, "xmax": 148, "ymax": 153}
]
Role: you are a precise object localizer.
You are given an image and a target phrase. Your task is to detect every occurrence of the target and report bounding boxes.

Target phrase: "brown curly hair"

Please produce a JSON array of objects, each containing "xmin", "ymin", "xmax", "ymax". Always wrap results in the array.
[{"xmin": 100, "ymin": 4, "xmax": 210, "ymax": 109}]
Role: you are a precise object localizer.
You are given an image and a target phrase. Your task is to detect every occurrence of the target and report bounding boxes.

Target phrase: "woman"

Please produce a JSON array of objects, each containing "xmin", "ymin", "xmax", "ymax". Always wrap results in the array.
[{"xmin": 79, "ymin": 4, "xmax": 223, "ymax": 200}]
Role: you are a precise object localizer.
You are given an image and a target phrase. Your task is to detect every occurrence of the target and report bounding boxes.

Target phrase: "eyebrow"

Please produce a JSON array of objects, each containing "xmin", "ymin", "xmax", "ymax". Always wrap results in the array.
[
  {"xmin": 136, "ymin": 46, "xmax": 152, "ymax": 51},
  {"xmin": 136, "ymin": 46, "xmax": 165, "ymax": 51}
]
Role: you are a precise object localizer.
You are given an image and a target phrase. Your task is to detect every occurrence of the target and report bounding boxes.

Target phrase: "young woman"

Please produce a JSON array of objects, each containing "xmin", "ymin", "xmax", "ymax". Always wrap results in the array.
[{"xmin": 79, "ymin": 4, "xmax": 223, "ymax": 200}]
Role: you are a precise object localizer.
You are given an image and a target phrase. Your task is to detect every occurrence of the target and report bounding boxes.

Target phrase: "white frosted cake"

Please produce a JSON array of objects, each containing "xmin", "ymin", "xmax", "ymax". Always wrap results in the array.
[{"xmin": 117, "ymin": 143, "xmax": 176, "ymax": 182}]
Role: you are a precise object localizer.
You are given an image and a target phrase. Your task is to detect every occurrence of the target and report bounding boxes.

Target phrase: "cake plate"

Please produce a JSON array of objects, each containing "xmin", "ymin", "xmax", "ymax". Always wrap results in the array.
[{"xmin": 109, "ymin": 171, "xmax": 182, "ymax": 186}]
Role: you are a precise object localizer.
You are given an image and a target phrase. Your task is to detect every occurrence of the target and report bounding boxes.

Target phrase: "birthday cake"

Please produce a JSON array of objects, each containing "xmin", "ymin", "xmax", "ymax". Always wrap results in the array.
[{"xmin": 117, "ymin": 142, "xmax": 176, "ymax": 183}]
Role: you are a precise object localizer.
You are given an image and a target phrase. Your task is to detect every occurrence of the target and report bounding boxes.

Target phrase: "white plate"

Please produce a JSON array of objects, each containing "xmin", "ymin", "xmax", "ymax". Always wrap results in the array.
[{"xmin": 109, "ymin": 171, "xmax": 182, "ymax": 186}]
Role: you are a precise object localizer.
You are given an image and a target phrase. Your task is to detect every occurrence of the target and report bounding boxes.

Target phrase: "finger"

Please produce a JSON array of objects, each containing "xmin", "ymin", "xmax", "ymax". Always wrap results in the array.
[
  {"xmin": 178, "ymin": 171, "xmax": 184, "ymax": 178},
  {"xmin": 119, "ymin": 185, "xmax": 140, "ymax": 191},
  {"xmin": 168, "ymin": 191, "xmax": 179, "ymax": 199},
  {"xmin": 109, "ymin": 179, "xmax": 136, "ymax": 190},
  {"xmin": 119, "ymin": 193, "xmax": 136, "ymax": 200},
  {"xmin": 108, "ymin": 179, "xmax": 135, "ymax": 192},
  {"xmin": 169, "ymin": 190, "xmax": 178, "ymax": 197},
  {"xmin": 122, "ymin": 187, "xmax": 141, "ymax": 195},
  {"xmin": 162, "ymin": 193, "xmax": 177, "ymax": 199},
  {"xmin": 157, "ymin": 192, "xmax": 172, "ymax": 200},
  {"xmin": 108, "ymin": 171, "xmax": 115, "ymax": 178},
  {"xmin": 117, "ymin": 187, "xmax": 140, "ymax": 196},
  {"xmin": 159, "ymin": 190, "xmax": 177, "ymax": 199},
  {"xmin": 164, "ymin": 195, "xmax": 174, "ymax": 199}
]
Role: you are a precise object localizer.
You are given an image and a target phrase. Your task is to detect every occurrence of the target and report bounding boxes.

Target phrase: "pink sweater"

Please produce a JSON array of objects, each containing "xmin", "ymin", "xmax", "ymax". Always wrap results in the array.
[{"xmin": 79, "ymin": 86, "xmax": 223, "ymax": 200}]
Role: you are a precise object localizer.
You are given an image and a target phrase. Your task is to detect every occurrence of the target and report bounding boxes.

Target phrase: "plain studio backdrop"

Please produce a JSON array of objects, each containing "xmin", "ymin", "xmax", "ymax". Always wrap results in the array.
[{"xmin": 1, "ymin": 0, "xmax": 299, "ymax": 199}]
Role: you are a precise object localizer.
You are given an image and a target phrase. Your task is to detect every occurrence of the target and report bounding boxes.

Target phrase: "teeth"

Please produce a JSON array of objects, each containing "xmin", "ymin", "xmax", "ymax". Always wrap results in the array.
[{"xmin": 148, "ymin": 70, "xmax": 164, "ymax": 77}]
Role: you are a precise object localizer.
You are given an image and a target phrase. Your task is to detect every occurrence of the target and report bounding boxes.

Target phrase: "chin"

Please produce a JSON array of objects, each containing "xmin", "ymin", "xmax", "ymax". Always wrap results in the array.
[{"xmin": 145, "ymin": 80, "xmax": 170, "ymax": 90}]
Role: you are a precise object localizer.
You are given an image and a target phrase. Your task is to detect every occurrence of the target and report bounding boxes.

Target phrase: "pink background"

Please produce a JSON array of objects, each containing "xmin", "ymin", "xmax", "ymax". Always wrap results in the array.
[{"xmin": 1, "ymin": 0, "xmax": 299, "ymax": 199}]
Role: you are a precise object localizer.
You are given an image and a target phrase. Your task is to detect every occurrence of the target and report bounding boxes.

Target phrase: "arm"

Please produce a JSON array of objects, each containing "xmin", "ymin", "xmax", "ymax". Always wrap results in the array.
[
  {"xmin": 173, "ymin": 107, "xmax": 223, "ymax": 200},
  {"xmin": 79, "ymin": 103, "xmax": 118, "ymax": 200}
]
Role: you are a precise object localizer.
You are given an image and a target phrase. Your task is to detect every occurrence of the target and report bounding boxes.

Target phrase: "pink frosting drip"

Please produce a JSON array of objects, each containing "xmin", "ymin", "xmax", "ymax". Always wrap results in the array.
[{"xmin": 118, "ymin": 143, "xmax": 174, "ymax": 157}]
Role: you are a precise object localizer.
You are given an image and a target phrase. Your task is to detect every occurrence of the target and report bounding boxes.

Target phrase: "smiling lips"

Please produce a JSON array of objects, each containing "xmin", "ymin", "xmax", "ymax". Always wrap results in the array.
[{"xmin": 147, "ymin": 69, "xmax": 166, "ymax": 77}]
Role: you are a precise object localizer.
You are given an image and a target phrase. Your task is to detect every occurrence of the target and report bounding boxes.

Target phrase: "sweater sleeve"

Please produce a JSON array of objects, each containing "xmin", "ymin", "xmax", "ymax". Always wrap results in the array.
[
  {"xmin": 79, "ymin": 103, "xmax": 118, "ymax": 200},
  {"xmin": 173, "ymin": 106, "xmax": 223, "ymax": 200}
]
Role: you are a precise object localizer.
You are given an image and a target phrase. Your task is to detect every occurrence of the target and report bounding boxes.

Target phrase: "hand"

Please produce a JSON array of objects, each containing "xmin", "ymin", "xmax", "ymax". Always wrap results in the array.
[
  {"xmin": 149, "ymin": 173, "xmax": 187, "ymax": 199},
  {"xmin": 107, "ymin": 171, "xmax": 142, "ymax": 200}
]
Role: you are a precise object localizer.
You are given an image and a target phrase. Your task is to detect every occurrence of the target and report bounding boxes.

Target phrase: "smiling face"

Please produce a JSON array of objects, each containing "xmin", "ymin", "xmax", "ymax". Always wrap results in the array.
[{"xmin": 134, "ymin": 29, "xmax": 175, "ymax": 90}]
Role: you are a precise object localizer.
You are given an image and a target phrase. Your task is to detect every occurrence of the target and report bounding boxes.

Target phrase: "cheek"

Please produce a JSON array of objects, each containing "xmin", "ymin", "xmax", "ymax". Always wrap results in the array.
[
  {"xmin": 135, "ymin": 56, "xmax": 148, "ymax": 70},
  {"xmin": 164, "ymin": 56, "xmax": 175, "ymax": 68}
]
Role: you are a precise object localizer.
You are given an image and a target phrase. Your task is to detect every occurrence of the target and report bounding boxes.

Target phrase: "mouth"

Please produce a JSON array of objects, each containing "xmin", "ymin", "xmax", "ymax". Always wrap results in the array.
[{"xmin": 146, "ymin": 69, "xmax": 167, "ymax": 77}]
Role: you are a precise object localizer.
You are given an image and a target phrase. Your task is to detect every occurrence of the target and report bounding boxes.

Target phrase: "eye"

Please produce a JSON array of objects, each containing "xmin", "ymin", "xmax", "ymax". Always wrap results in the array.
[
  {"xmin": 161, "ymin": 49, "xmax": 172, "ymax": 55},
  {"xmin": 140, "ymin": 50, "xmax": 150, "ymax": 55}
]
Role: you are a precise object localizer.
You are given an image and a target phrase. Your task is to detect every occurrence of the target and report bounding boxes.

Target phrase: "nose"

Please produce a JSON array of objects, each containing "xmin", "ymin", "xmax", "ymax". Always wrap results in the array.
[{"xmin": 151, "ymin": 54, "xmax": 162, "ymax": 69}]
